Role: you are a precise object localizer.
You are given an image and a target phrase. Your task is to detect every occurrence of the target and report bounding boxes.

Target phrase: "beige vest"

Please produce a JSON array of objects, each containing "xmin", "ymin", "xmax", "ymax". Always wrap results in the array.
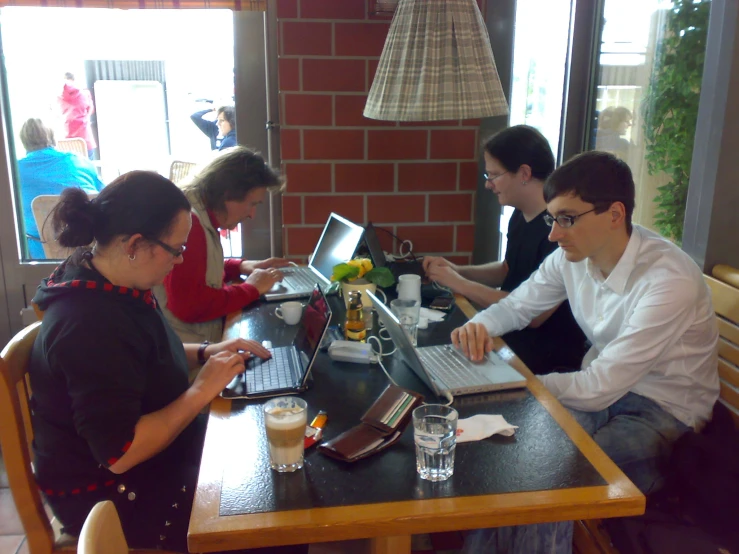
[{"xmin": 154, "ymin": 191, "xmax": 225, "ymax": 344}]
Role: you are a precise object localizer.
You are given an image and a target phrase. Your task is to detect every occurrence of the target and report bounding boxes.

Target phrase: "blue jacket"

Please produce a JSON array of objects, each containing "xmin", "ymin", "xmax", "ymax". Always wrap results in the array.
[
  {"xmin": 19, "ymin": 148, "xmax": 104, "ymax": 259},
  {"xmin": 190, "ymin": 109, "xmax": 237, "ymax": 150}
]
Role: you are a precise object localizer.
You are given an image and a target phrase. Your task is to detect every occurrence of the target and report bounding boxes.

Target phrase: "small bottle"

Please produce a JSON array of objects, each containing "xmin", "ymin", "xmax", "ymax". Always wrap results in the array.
[{"xmin": 344, "ymin": 290, "xmax": 367, "ymax": 342}]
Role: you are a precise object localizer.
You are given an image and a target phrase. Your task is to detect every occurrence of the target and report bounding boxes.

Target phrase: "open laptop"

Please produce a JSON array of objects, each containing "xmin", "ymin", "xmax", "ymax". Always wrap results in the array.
[
  {"xmin": 222, "ymin": 285, "xmax": 332, "ymax": 399},
  {"xmin": 367, "ymin": 291, "xmax": 526, "ymax": 397},
  {"xmin": 264, "ymin": 213, "xmax": 364, "ymax": 302}
]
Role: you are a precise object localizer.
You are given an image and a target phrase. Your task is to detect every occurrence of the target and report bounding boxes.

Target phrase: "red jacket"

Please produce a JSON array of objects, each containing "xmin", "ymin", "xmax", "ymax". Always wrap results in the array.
[{"xmin": 59, "ymin": 83, "xmax": 96, "ymax": 150}]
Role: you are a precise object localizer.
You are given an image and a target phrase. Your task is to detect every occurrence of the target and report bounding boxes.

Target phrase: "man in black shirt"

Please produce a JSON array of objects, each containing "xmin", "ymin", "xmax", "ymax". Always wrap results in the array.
[{"xmin": 424, "ymin": 126, "xmax": 587, "ymax": 374}]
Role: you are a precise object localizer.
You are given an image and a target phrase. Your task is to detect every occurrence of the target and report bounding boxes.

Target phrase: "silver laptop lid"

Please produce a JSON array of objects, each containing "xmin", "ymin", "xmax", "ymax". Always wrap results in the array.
[
  {"xmin": 367, "ymin": 290, "xmax": 442, "ymax": 396},
  {"xmin": 308, "ymin": 213, "xmax": 365, "ymax": 282}
]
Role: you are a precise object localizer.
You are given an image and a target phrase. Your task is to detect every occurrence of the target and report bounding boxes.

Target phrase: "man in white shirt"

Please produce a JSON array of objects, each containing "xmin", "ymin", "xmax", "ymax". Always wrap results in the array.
[{"xmin": 453, "ymin": 151, "xmax": 719, "ymax": 495}]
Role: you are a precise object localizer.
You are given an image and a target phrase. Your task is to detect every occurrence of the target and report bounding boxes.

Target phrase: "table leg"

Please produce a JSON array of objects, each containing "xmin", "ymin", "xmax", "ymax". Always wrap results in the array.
[{"xmin": 369, "ymin": 535, "xmax": 411, "ymax": 554}]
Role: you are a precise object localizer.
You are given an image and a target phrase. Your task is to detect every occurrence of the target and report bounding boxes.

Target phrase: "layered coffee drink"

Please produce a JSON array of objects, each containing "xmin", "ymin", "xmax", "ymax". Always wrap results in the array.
[{"xmin": 263, "ymin": 397, "xmax": 308, "ymax": 472}]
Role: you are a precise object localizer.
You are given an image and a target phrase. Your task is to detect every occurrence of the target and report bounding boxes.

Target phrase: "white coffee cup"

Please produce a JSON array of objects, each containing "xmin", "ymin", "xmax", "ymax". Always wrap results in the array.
[
  {"xmin": 397, "ymin": 274, "xmax": 422, "ymax": 304},
  {"xmin": 275, "ymin": 301, "xmax": 303, "ymax": 325}
]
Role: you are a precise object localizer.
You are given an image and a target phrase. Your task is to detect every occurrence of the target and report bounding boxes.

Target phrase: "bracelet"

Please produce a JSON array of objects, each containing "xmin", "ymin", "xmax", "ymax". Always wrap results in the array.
[{"xmin": 197, "ymin": 340, "xmax": 210, "ymax": 365}]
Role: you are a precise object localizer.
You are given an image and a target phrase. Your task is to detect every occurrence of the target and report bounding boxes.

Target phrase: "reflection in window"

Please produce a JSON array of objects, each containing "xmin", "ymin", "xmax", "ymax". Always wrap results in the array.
[{"xmin": 590, "ymin": 0, "xmax": 710, "ymax": 243}]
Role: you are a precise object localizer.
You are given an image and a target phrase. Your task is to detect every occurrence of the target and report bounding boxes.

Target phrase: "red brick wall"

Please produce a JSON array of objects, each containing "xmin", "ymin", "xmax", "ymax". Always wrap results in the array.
[{"xmin": 277, "ymin": 0, "xmax": 481, "ymax": 264}]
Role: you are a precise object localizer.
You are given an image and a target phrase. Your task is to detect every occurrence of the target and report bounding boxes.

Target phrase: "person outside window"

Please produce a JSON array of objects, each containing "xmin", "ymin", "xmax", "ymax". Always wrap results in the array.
[
  {"xmin": 190, "ymin": 104, "xmax": 237, "ymax": 151},
  {"xmin": 17, "ymin": 117, "xmax": 103, "ymax": 259},
  {"xmin": 58, "ymin": 72, "xmax": 96, "ymax": 158}
]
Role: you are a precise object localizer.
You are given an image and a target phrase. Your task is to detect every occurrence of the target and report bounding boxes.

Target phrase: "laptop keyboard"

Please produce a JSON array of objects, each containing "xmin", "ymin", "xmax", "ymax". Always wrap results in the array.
[
  {"xmin": 281, "ymin": 268, "xmax": 317, "ymax": 291},
  {"xmin": 416, "ymin": 345, "xmax": 491, "ymax": 390},
  {"xmin": 245, "ymin": 347, "xmax": 300, "ymax": 393}
]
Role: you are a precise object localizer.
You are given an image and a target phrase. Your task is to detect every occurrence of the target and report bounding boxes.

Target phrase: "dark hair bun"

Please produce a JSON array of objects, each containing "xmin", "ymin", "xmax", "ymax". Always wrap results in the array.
[{"xmin": 52, "ymin": 187, "xmax": 97, "ymax": 247}]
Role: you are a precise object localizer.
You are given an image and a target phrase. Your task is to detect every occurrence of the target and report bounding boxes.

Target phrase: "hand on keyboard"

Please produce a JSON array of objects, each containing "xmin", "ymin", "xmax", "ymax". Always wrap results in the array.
[
  {"xmin": 451, "ymin": 322, "xmax": 494, "ymax": 363},
  {"xmin": 246, "ymin": 268, "xmax": 285, "ymax": 294},
  {"xmin": 208, "ymin": 338, "xmax": 272, "ymax": 363}
]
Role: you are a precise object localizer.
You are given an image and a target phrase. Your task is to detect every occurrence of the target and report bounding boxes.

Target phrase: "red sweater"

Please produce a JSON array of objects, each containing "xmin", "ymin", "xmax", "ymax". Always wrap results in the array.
[{"xmin": 162, "ymin": 212, "xmax": 260, "ymax": 322}]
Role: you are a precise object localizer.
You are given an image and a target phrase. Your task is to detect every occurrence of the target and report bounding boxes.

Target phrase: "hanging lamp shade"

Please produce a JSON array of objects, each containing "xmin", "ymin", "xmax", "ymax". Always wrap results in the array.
[{"xmin": 364, "ymin": 0, "xmax": 508, "ymax": 121}]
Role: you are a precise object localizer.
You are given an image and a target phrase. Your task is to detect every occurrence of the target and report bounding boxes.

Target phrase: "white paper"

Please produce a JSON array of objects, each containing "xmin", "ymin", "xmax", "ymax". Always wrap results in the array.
[
  {"xmin": 420, "ymin": 307, "xmax": 445, "ymax": 322},
  {"xmin": 456, "ymin": 414, "xmax": 518, "ymax": 443}
]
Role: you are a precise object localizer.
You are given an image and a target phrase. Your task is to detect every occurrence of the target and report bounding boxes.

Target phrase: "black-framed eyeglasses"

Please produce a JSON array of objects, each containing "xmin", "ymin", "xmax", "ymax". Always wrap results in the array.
[
  {"xmin": 150, "ymin": 238, "xmax": 186, "ymax": 258},
  {"xmin": 483, "ymin": 171, "xmax": 508, "ymax": 183},
  {"xmin": 543, "ymin": 208, "xmax": 598, "ymax": 229}
]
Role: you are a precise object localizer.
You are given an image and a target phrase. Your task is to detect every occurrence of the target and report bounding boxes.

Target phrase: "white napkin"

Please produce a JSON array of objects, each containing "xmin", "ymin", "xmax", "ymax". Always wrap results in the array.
[
  {"xmin": 420, "ymin": 307, "xmax": 446, "ymax": 322},
  {"xmin": 456, "ymin": 414, "xmax": 518, "ymax": 443}
]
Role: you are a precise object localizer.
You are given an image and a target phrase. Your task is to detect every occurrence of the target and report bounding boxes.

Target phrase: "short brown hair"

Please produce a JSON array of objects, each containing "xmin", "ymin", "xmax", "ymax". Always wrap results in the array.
[
  {"xmin": 20, "ymin": 118, "xmax": 55, "ymax": 152},
  {"xmin": 544, "ymin": 151, "xmax": 636, "ymax": 233}
]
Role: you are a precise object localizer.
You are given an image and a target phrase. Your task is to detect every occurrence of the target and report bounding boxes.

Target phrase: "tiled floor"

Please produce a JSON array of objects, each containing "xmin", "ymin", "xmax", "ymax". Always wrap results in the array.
[{"xmin": 0, "ymin": 451, "xmax": 461, "ymax": 554}]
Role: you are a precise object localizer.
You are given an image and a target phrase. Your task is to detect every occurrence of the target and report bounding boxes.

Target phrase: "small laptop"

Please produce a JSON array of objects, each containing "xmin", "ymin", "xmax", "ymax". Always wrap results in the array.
[
  {"xmin": 264, "ymin": 213, "xmax": 364, "ymax": 302},
  {"xmin": 368, "ymin": 291, "xmax": 526, "ymax": 397},
  {"xmin": 222, "ymin": 285, "xmax": 332, "ymax": 399},
  {"xmin": 363, "ymin": 222, "xmax": 424, "ymax": 279}
]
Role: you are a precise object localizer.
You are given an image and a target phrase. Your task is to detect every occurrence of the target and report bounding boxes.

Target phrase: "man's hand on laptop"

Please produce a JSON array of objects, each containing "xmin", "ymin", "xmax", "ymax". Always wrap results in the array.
[
  {"xmin": 451, "ymin": 322, "xmax": 494, "ymax": 363},
  {"xmin": 422, "ymin": 256, "xmax": 458, "ymax": 275},
  {"xmin": 240, "ymin": 257, "xmax": 291, "ymax": 275},
  {"xmin": 246, "ymin": 268, "xmax": 284, "ymax": 294}
]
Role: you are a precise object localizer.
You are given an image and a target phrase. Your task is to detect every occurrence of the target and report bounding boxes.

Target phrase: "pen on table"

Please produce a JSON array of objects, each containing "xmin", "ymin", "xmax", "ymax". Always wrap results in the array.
[{"xmin": 304, "ymin": 410, "xmax": 328, "ymax": 448}]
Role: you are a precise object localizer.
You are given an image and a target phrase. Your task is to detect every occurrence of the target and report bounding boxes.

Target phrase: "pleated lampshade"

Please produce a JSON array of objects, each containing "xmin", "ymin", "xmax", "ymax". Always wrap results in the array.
[{"xmin": 364, "ymin": 0, "xmax": 509, "ymax": 121}]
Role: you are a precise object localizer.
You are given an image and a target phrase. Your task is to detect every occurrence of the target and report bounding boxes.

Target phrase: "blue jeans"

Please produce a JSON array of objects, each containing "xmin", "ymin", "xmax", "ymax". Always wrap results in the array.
[{"xmin": 462, "ymin": 392, "xmax": 691, "ymax": 554}]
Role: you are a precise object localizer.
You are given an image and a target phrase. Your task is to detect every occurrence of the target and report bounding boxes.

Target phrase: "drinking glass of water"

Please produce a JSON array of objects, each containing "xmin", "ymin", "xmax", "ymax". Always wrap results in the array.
[
  {"xmin": 412, "ymin": 404, "xmax": 458, "ymax": 482},
  {"xmin": 390, "ymin": 298, "xmax": 420, "ymax": 347}
]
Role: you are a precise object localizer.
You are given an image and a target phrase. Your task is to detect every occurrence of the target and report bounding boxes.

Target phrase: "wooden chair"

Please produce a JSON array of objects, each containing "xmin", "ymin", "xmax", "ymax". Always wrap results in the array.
[
  {"xmin": 31, "ymin": 194, "xmax": 98, "ymax": 260},
  {"xmin": 0, "ymin": 321, "xmax": 77, "ymax": 554},
  {"xmin": 55, "ymin": 138, "xmax": 88, "ymax": 158},
  {"xmin": 574, "ymin": 263, "xmax": 739, "ymax": 554},
  {"xmin": 168, "ymin": 160, "xmax": 196, "ymax": 185},
  {"xmin": 77, "ymin": 501, "xmax": 127, "ymax": 554}
]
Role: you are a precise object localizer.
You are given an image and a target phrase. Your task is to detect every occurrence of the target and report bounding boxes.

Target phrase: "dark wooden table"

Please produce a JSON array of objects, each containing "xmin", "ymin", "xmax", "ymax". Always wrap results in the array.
[{"xmin": 188, "ymin": 295, "xmax": 644, "ymax": 553}]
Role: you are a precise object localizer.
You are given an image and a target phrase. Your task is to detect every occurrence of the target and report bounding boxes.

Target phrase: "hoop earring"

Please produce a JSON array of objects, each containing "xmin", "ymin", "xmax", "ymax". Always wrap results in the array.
[
  {"xmin": 522, "ymin": 180, "xmax": 528, "ymax": 186},
  {"xmin": 129, "ymin": 254, "xmax": 136, "ymax": 261}
]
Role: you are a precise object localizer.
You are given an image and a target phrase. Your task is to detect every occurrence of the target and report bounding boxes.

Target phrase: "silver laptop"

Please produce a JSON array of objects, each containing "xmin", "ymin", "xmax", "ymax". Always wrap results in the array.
[
  {"xmin": 367, "ymin": 291, "xmax": 526, "ymax": 397},
  {"xmin": 264, "ymin": 213, "xmax": 364, "ymax": 302},
  {"xmin": 222, "ymin": 285, "xmax": 332, "ymax": 399}
]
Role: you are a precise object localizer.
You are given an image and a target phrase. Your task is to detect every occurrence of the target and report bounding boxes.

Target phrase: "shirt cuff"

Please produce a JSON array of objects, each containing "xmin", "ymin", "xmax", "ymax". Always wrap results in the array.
[{"xmin": 224, "ymin": 258, "xmax": 243, "ymax": 282}]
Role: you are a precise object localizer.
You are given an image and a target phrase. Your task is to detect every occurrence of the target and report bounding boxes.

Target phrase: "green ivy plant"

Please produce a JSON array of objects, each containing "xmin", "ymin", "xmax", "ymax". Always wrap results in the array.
[{"xmin": 642, "ymin": 0, "xmax": 710, "ymax": 244}]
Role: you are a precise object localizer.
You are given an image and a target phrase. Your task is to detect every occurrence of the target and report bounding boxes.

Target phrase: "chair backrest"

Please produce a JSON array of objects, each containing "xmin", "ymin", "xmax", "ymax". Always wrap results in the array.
[
  {"xmin": 77, "ymin": 501, "xmax": 128, "ymax": 554},
  {"xmin": 31, "ymin": 194, "xmax": 97, "ymax": 260},
  {"xmin": 169, "ymin": 160, "xmax": 196, "ymax": 185},
  {"xmin": 0, "ymin": 321, "xmax": 62, "ymax": 554},
  {"xmin": 704, "ymin": 264, "xmax": 739, "ymax": 429},
  {"xmin": 56, "ymin": 138, "xmax": 88, "ymax": 158}
]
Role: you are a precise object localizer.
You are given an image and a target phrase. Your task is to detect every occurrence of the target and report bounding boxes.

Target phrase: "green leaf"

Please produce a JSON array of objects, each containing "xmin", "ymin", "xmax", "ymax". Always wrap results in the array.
[
  {"xmin": 332, "ymin": 263, "xmax": 359, "ymax": 282},
  {"xmin": 364, "ymin": 267, "xmax": 395, "ymax": 288}
]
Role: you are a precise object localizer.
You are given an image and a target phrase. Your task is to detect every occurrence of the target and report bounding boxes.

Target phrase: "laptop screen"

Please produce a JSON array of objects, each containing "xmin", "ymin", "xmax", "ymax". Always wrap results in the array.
[
  {"xmin": 363, "ymin": 222, "xmax": 387, "ymax": 269},
  {"xmin": 367, "ymin": 291, "xmax": 441, "ymax": 395},
  {"xmin": 294, "ymin": 285, "xmax": 332, "ymax": 382},
  {"xmin": 309, "ymin": 213, "xmax": 365, "ymax": 280}
]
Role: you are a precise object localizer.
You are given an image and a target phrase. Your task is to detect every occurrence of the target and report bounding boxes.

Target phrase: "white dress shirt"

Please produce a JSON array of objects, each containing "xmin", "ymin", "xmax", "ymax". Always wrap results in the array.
[{"xmin": 470, "ymin": 225, "xmax": 719, "ymax": 429}]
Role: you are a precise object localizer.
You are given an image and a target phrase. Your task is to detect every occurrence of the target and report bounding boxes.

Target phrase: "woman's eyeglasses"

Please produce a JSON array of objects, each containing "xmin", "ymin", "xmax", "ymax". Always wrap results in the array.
[
  {"xmin": 150, "ymin": 238, "xmax": 186, "ymax": 258},
  {"xmin": 483, "ymin": 171, "xmax": 508, "ymax": 183}
]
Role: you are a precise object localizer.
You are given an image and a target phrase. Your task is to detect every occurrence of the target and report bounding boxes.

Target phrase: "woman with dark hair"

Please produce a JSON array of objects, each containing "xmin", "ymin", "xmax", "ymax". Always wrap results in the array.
[
  {"xmin": 155, "ymin": 146, "xmax": 289, "ymax": 345},
  {"xmin": 26, "ymin": 171, "xmax": 291, "ymax": 553},
  {"xmin": 422, "ymin": 125, "xmax": 587, "ymax": 374}
]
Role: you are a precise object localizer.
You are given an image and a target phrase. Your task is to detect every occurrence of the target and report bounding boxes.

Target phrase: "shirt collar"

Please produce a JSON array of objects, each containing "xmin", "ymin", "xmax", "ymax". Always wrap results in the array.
[{"xmin": 587, "ymin": 226, "xmax": 644, "ymax": 295}]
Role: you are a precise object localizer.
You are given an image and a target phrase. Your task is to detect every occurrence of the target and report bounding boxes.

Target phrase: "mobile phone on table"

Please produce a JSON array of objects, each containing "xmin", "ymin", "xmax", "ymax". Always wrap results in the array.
[{"xmin": 429, "ymin": 296, "xmax": 454, "ymax": 311}]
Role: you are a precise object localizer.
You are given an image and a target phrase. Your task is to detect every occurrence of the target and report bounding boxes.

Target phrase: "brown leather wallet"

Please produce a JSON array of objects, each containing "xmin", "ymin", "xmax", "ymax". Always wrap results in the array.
[{"xmin": 318, "ymin": 384, "xmax": 423, "ymax": 462}]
